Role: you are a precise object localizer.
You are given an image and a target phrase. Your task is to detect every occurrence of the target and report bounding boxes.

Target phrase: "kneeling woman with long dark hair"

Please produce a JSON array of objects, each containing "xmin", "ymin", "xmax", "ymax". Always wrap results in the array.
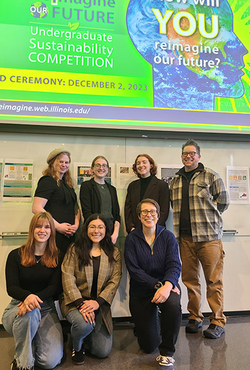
[
  {"xmin": 2, "ymin": 212, "xmax": 63, "ymax": 370},
  {"xmin": 60, "ymin": 214, "xmax": 122, "ymax": 365}
]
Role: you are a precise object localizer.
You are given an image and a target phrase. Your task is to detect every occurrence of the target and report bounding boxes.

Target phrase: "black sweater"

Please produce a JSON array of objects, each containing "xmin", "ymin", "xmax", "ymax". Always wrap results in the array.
[{"xmin": 5, "ymin": 248, "xmax": 62, "ymax": 302}]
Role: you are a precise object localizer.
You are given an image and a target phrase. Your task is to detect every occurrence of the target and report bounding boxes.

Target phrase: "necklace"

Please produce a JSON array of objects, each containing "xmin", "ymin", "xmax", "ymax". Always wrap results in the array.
[
  {"xmin": 97, "ymin": 183, "xmax": 105, "ymax": 189},
  {"xmin": 35, "ymin": 256, "xmax": 42, "ymax": 264}
]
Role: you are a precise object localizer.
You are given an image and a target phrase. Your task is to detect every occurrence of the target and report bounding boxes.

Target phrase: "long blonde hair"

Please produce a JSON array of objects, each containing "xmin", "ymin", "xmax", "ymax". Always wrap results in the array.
[
  {"xmin": 43, "ymin": 152, "xmax": 73, "ymax": 187},
  {"xmin": 20, "ymin": 212, "xmax": 58, "ymax": 268}
]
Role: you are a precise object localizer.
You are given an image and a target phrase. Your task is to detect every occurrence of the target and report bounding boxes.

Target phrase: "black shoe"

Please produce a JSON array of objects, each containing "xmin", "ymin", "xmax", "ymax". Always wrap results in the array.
[
  {"xmin": 203, "ymin": 324, "xmax": 225, "ymax": 339},
  {"xmin": 72, "ymin": 345, "xmax": 85, "ymax": 365},
  {"xmin": 10, "ymin": 359, "xmax": 34, "ymax": 370},
  {"xmin": 10, "ymin": 360, "xmax": 18, "ymax": 370},
  {"xmin": 185, "ymin": 319, "xmax": 202, "ymax": 333}
]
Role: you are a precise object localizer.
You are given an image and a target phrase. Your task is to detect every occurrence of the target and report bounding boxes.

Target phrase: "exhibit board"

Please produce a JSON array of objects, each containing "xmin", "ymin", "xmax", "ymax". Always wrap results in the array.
[{"xmin": 1, "ymin": 131, "xmax": 250, "ymax": 321}]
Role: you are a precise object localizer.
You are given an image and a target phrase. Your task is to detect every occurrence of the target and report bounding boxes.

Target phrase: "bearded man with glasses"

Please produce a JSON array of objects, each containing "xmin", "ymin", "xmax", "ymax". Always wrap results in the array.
[{"xmin": 170, "ymin": 139, "xmax": 229, "ymax": 339}]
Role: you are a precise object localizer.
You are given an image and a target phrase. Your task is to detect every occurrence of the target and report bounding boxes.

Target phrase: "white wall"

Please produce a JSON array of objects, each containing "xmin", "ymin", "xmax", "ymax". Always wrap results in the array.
[{"xmin": 1, "ymin": 132, "xmax": 250, "ymax": 321}]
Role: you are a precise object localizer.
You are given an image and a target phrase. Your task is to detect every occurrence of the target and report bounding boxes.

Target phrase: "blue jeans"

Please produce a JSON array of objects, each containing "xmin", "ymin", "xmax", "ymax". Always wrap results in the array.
[
  {"xmin": 2, "ymin": 298, "xmax": 63, "ymax": 369},
  {"xmin": 66, "ymin": 309, "xmax": 112, "ymax": 358}
]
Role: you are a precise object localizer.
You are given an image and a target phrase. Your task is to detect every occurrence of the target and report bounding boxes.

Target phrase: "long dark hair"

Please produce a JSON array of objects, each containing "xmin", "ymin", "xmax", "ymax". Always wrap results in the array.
[{"xmin": 74, "ymin": 214, "xmax": 115, "ymax": 269}]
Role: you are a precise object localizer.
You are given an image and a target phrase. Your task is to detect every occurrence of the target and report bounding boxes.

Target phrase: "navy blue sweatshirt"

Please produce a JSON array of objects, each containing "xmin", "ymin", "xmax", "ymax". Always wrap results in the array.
[{"xmin": 124, "ymin": 225, "xmax": 181, "ymax": 298}]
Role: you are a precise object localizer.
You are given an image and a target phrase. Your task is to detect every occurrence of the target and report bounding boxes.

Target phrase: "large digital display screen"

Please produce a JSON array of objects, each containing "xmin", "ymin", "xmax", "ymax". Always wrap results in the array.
[{"xmin": 0, "ymin": 0, "xmax": 249, "ymax": 133}]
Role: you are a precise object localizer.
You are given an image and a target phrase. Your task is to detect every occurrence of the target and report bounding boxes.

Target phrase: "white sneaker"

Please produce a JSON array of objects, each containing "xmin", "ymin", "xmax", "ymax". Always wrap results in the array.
[{"xmin": 156, "ymin": 355, "xmax": 175, "ymax": 369}]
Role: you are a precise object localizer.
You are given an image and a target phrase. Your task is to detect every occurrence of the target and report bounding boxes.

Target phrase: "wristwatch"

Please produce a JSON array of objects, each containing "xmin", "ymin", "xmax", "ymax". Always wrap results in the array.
[{"xmin": 154, "ymin": 281, "xmax": 163, "ymax": 290}]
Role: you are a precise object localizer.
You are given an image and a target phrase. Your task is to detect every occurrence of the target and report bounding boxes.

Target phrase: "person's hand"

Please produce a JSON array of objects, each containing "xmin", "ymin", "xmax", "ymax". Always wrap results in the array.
[
  {"xmin": 16, "ymin": 302, "xmax": 29, "ymax": 317},
  {"xmin": 66, "ymin": 224, "xmax": 78, "ymax": 236},
  {"xmin": 151, "ymin": 281, "xmax": 173, "ymax": 304},
  {"xmin": 80, "ymin": 300, "xmax": 99, "ymax": 313},
  {"xmin": 19, "ymin": 294, "xmax": 43, "ymax": 312},
  {"xmin": 56, "ymin": 222, "xmax": 73, "ymax": 236},
  {"xmin": 78, "ymin": 300, "xmax": 99, "ymax": 324},
  {"xmin": 111, "ymin": 231, "xmax": 118, "ymax": 245},
  {"xmin": 80, "ymin": 310, "xmax": 95, "ymax": 324},
  {"xmin": 171, "ymin": 286, "xmax": 180, "ymax": 295}
]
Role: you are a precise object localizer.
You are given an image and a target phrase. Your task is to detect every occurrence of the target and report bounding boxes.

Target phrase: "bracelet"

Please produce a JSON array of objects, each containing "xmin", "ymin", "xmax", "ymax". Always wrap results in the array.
[{"xmin": 154, "ymin": 281, "xmax": 163, "ymax": 290}]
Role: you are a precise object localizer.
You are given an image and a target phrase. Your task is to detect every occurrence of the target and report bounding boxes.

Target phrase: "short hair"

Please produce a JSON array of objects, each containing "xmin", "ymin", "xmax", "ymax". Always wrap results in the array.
[
  {"xmin": 91, "ymin": 156, "xmax": 109, "ymax": 169},
  {"xmin": 132, "ymin": 154, "xmax": 157, "ymax": 177},
  {"xmin": 182, "ymin": 139, "xmax": 201, "ymax": 155},
  {"xmin": 136, "ymin": 198, "xmax": 160, "ymax": 217}
]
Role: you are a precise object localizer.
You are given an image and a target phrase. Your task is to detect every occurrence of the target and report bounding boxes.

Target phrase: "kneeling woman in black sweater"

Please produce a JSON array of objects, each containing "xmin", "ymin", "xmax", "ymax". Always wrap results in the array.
[{"xmin": 2, "ymin": 212, "xmax": 63, "ymax": 370}]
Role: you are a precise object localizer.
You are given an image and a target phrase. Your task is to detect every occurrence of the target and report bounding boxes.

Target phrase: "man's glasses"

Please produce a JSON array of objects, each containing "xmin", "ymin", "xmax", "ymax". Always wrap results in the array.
[
  {"xmin": 140, "ymin": 209, "xmax": 157, "ymax": 216},
  {"xmin": 182, "ymin": 151, "xmax": 197, "ymax": 157}
]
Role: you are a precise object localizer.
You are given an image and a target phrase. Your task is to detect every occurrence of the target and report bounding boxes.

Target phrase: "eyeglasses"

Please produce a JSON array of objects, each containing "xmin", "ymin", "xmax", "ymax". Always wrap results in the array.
[
  {"xmin": 88, "ymin": 225, "xmax": 106, "ymax": 230},
  {"xmin": 182, "ymin": 151, "xmax": 197, "ymax": 157},
  {"xmin": 140, "ymin": 209, "xmax": 157, "ymax": 216},
  {"xmin": 94, "ymin": 164, "xmax": 108, "ymax": 169}
]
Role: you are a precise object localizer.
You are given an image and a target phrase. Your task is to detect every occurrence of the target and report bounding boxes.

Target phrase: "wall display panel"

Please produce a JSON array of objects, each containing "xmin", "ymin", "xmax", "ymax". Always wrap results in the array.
[
  {"xmin": 1, "ymin": 134, "xmax": 250, "ymax": 320},
  {"xmin": 0, "ymin": 0, "xmax": 249, "ymax": 133}
]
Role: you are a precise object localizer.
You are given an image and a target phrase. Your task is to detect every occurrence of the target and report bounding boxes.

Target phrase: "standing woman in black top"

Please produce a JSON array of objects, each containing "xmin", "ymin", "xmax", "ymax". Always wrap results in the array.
[
  {"xmin": 2, "ymin": 212, "xmax": 63, "ymax": 370},
  {"xmin": 80, "ymin": 156, "xmax": 120, "ymax": 245},
  {"xmin": 32, "ymin": 148, "xmax": 81, "ymax": 255},
  {"xmin": 125, "ymin": 154, "xmax": 170, "ymax": 233}
]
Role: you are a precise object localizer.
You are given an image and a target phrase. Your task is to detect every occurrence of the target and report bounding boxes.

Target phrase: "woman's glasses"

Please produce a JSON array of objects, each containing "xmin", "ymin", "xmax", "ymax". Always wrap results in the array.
[
  {"xmin": 88, "ymin": 225, "xmax": 106, "ymax": 230},
  {"xmin": 94, "ymin": 164, "xmax": 108, "ymax": 169},
  {"xmin": 140, "ymin": 210, "xmax": 157, "ymax": 216}
]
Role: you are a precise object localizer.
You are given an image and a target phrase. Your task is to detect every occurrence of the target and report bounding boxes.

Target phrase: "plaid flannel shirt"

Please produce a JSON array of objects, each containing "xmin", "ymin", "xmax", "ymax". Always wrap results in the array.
[{"xmin": 170, "ymin": 164, "xmax": 229, "ymax": 242}]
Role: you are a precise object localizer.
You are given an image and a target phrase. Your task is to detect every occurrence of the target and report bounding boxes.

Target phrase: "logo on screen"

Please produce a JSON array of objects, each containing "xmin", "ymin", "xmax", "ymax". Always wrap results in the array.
[{"xmin": 30, "ymin": 2, "xmax": 49, "ymax": 18}]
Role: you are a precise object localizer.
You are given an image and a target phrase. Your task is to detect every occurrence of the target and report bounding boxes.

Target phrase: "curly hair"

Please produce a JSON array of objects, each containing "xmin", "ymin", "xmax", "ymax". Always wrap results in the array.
[{"xmin": 132, "ymin": 154, "xmax": 157, "ymax": 177}]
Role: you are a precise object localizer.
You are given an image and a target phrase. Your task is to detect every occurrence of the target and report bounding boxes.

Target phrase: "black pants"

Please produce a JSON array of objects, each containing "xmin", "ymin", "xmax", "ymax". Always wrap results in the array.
[{"xmin": 129, "ymin": 288, "xmax": 182, "ymax": 357}]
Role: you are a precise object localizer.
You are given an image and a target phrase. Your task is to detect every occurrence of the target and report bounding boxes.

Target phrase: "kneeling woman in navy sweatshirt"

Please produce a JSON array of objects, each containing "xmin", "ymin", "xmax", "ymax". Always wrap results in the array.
[{"xmin": 124, "ymin": 198, "xmax": 181, "ymax": 370}]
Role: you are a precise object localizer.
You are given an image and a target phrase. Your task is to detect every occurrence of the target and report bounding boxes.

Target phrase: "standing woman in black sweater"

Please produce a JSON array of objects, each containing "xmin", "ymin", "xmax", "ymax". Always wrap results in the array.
[
  {"xmin": 2, "ymin": 212, "xmax": 63, "ymax": 370},
  {"xmin": 125, "ymin": 154, "xmax": 170, "ymax": 233},
  {"xmin": 80, "ymin": 156, "xmax": 120, "ymax": 245}
]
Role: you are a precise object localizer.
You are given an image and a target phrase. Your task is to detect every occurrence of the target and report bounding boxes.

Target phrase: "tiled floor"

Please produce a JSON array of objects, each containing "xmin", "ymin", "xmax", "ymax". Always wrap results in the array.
[{"xmin": 1, "ymin": 316, "xmax": 249, "ymax": 369}]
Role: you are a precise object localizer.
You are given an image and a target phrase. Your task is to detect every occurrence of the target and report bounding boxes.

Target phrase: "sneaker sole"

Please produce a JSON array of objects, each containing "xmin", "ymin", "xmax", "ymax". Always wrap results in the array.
[
  {"xmin": 72, "ymin": 359, "xmax": 85, "ymax": 365},
  {"xmin": 203, "ymin": 331, "xmax": 225, "ymax": 339},
  {"xmin": 185, "ymin": 324, "xmax": 202, "ymax": 333},
  {"xmin": 185, "ymin": 328, "xmax": 200, "ymax": 333}
]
